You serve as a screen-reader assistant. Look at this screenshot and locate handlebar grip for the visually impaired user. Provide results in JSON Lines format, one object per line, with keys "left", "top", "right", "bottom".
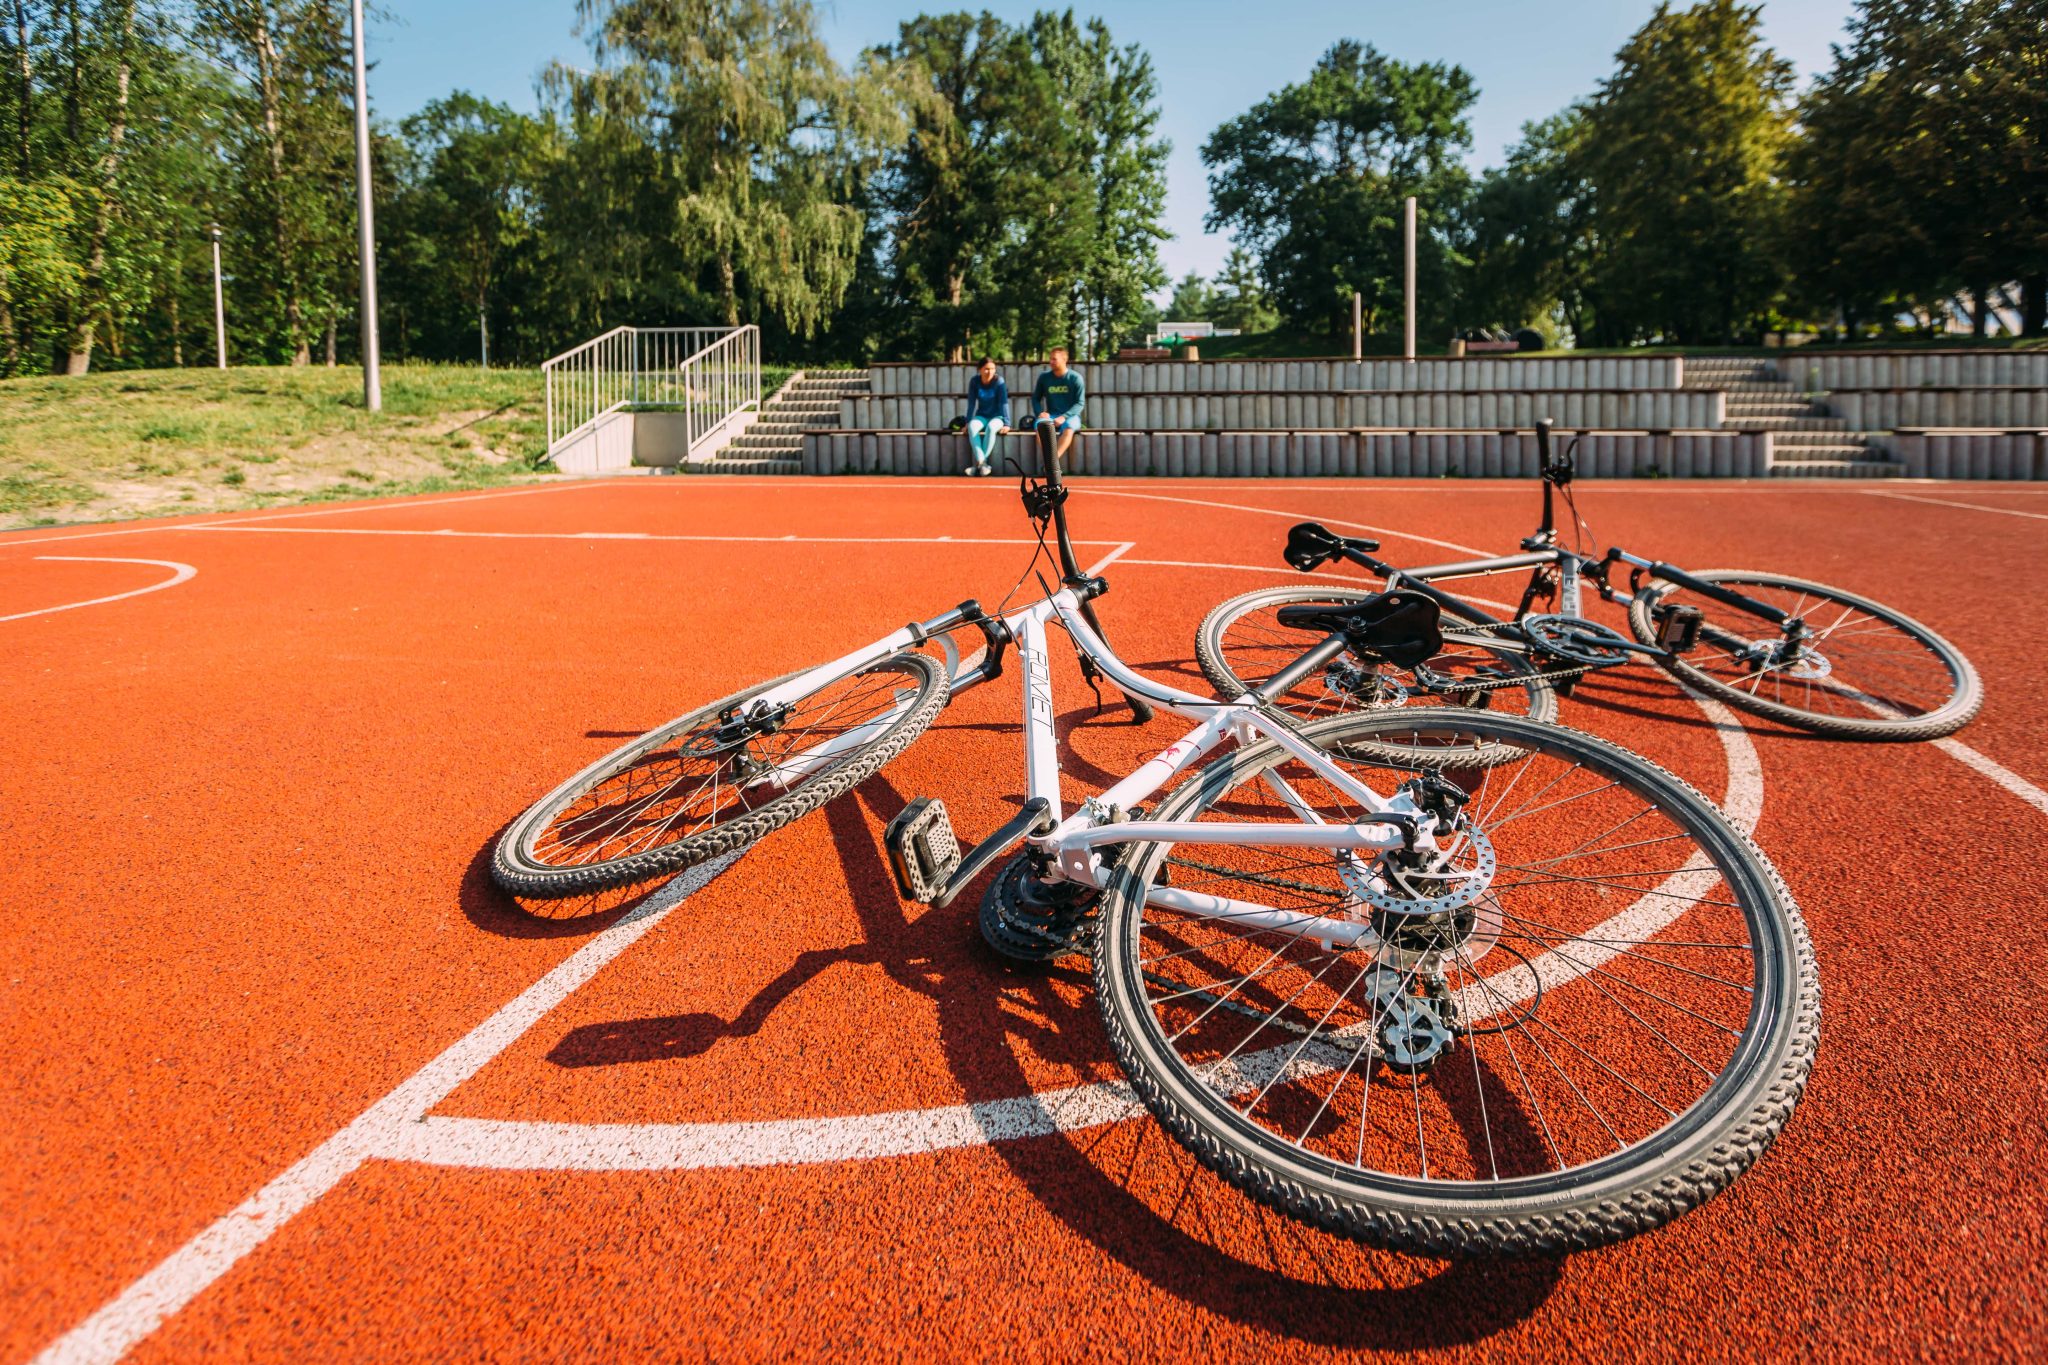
{"left": 1535, "top": 417, "right": 1553, "bottom": 462}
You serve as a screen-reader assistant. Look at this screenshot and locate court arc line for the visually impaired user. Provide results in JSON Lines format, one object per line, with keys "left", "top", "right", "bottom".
{"left": 380, "top": 685, "right": 1764, "bottom": 1174}
{"left": 2, "top": 558, "right": 197, "bottom": 623}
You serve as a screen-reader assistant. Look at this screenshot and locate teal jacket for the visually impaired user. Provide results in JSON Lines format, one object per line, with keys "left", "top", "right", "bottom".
{"left": 1031, "top": 367, "right": 1085, "bottom": 419}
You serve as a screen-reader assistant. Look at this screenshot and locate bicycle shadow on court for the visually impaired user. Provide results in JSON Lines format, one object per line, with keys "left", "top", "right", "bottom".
{"left": 535, "top": 770, "right": 1563, "bottom": 1348}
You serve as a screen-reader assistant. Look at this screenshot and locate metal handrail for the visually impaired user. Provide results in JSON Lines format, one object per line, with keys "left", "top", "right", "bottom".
{"left": 542, "top": 325, "right": 761, "bottom": 460}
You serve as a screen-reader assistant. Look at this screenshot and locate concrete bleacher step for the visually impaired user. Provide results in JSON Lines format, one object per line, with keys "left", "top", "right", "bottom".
{"left": 680, "top": 457, "right": 802, "bottom": 475}
{"left": 1726, "top": 416, "right": 1849, "bottom": 431}
{"left": 1770, "top": 459, "right": 1906, "bottom": 478}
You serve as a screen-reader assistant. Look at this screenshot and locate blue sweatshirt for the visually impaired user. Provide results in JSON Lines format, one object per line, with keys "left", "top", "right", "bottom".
{"left": 1032, "top": 367, "right": 1085, "bottom": 419}
{"left": 965, "top": 374, "right": 1009, "bottom": 422}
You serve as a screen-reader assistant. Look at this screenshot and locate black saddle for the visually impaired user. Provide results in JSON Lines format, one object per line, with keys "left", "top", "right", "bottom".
{"left": 1275, "top": 590, "right": 1444, "bottom": 669}
{"left": 1284, "top": 521, "right": 1379, "bottom": 572}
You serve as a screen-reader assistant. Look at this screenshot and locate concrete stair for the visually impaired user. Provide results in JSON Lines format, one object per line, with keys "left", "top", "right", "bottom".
{"left": 689, "top": 369, "right": 869, "bottom": 475}
{"left": 1686, "top": 358, "right": 1903, "bottom": 477}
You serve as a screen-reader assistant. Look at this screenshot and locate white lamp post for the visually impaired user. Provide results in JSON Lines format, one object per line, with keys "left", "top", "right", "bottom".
{"left": 349, "top": 0, "right": 382, "bottom": 411}
{"left": 208, "top": 223, "right": 227, "bottom": 369}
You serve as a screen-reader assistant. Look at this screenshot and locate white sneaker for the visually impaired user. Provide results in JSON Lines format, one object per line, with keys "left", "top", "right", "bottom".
{"left": 964, "top": 464, "right": 979, "bottom": 477}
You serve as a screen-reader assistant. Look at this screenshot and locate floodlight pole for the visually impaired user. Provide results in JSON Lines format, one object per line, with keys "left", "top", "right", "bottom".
{"left": 1403, "top": 195, "right": 1417, "bottom": 362}
{"left": 349, "top": 0, "right": 381, "bottom": 412}
{"left": 1351, "top": 291, "right": 1362, "bottom": 361}
{"left": 208, "top": 223, "right": 227, "bottom": 369}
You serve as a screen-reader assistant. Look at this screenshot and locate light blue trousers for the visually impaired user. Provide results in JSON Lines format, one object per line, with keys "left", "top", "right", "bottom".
{"left": 966, "top": 416, "right": 1007, "bottom": 464}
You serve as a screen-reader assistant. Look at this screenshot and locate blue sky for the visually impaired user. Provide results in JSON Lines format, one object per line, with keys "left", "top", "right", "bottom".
{"left": 364, "top": 0, "right": 1861, "bottom": 287}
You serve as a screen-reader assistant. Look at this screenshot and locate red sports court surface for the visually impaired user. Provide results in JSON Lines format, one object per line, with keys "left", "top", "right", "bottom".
{"left": 3, "top": 476, "right": 2044, "bottom": 1363}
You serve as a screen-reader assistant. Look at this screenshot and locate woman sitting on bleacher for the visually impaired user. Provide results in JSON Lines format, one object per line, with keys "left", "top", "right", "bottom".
{"left": 962, "top": 357, "right": 1009, "bottom": 477}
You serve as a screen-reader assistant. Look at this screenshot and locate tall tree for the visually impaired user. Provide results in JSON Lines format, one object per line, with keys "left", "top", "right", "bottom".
{"left": 1164, "top": 270, "right": 1212, "bottom": 321}
{"left": 1204, "top": 41, "right": 1475, "bottom": 338}
{"left": 1463, "top": 108, "right": 1605, "bottom": 342}
{"left": 1211, "top": 245, "right": 1277, "bottom": 332}
{"left": 869, "top": 11, "right": 1008, "bottom": 359}
{"left": 1576, "top": 0, "right": 1794, "bottom": 343}
{"left": 556, "top": 0, "right": 899, "bottom": 336}
{"left": 390, "top": 94, "right": 552, "bottom": 365}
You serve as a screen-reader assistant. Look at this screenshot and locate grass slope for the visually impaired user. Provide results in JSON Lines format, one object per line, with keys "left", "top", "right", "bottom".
{"left": 0, "top": 365, "right": 552, "bottom": 530}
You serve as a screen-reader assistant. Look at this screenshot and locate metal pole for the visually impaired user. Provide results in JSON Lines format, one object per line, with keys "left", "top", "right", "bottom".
{"left": 479, "top": 307, "right": 488, "bottom": 370}
{"left": 209, "top": 224, "right": 227, "bottom": 369}
{"left": 1351, "top": 291, "right": 1362, "bottom": 361}
{"left": 1403, "top": 195, "right": 1417, "bottom": 362}
{"left": 349, "top": 0, "right": 381, "bottom": 411}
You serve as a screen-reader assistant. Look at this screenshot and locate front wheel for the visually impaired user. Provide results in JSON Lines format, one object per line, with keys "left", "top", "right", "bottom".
{"left": 493, "top": 652, "right": 948, "bottom": 897}
{"left": 1093, "top": 708, "right": 1818, "bottom": 1256}
{"left": 1627, "top": 570, "right": 1980, "bottom": 741}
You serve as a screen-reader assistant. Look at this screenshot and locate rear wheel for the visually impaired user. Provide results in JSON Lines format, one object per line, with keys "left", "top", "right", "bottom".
{"left": 1197, "top": 585, "right": 1557, "bottom": 765}
{"left": 1093, "top": 708, "right": 1817, "bottom": 1256}
{"left": 1627, "top": 570, "right": 1980, "bottom": 740}
{"left": 493, "top": 653, "right": 947, "bottom": 897}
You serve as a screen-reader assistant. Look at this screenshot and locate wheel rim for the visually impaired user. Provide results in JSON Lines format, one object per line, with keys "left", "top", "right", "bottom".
{"left": 1212, "top": 592, "right": 1549, "bottom": 723}
{"left": 1646, "top": 574, "right": 1966, "bottom": 729}
{"left": 518, "top": 659, "right": 930, "bottom": 871}
{"left": 1113, "top": 714, "right": 1786, "bottom": 1196}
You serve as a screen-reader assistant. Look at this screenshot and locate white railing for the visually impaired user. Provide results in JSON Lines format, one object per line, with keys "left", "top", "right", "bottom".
{"left": 542, "top": 324, "right": 761, "bottom": 461}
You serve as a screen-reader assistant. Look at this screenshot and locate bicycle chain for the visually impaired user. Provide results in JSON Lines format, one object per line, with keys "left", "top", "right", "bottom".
{"left": 1411, "top": 620, "right": 1616, "bottom": 697}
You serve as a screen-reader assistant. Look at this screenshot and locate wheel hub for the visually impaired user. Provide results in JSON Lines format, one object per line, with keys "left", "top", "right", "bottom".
{"left": 1325, "top": 658, "right": 1408, "bottom": 708}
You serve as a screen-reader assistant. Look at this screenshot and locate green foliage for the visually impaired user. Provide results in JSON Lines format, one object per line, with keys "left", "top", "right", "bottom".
{"left": 1204, "top": 40, "right": 1474, "bottom": 339}
{"left": 1210, "top": 246, "right": 1279, "bottom": 333}
{"left": 864, "top": 9, "right": 1169, "bottom": 361}
{"left": 552, "top": 0, "right": 900, "bottom": 338}
{"left": 1573, "top": 0, "right": 1794, "bottom": 344}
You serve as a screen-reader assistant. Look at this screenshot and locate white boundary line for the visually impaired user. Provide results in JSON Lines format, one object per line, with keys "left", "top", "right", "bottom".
{"left": 179, "top": 526, "right": 1124, "bottom": 547}
{"left": 0, "top": 481, "right": 608, "bottom": 552}
{"left": 2, "top": 558, "right": 198, "bottom": 623}
{"left": 1930, "top": 738, "right": 2048, "bottom": 816}
{"left": 1860, "top": 489, "right": 2048, "bottom": 522}
{"left": 29, "top": 855, "right": 741, "bottom": 1365}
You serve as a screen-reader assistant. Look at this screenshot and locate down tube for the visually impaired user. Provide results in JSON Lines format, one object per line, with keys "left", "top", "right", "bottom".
{"left": 1018, "top": 609, "right": 1064, "bottom": 825}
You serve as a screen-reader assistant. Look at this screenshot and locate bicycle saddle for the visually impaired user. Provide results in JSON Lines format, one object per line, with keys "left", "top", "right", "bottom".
{"left": 1284, "top": 522, "right": 1379, "bottom": 572}
{"left": 1275, "top": 590, "right": 1444, "bottom": 669}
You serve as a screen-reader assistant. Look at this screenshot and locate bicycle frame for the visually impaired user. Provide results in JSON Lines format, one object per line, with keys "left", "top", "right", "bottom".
{"left": 728, "top": 426, "right": 1451, "bottom": 947}
{"left": 736, "top": 581, "right": 1431, "bottom": 950}
{"left": 1323, "top": 422, "right": 1805, "bottom": 658}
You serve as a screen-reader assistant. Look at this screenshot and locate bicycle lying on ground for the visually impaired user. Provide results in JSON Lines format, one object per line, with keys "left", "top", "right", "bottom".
{"left": 491, "top": 427, "right": 1818, "bottom": 1256}
{"left": 1197, "top": 420, "right": 1981, "bottom": 742}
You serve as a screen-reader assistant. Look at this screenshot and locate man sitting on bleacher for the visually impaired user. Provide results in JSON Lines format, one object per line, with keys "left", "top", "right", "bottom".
{"left": 1029, "top": 347, "right": 1086, "bottom": 465}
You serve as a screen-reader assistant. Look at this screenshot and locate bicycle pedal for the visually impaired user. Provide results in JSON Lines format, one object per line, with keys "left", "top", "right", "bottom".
{"left": 1654, "top": 603, "right": 1704, "bottom": 654}
{"left": 884, "top": 797, "right": 962, "bottom": 904}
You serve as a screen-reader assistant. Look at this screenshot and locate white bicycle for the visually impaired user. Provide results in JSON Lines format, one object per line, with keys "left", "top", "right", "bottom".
{"left": 492, "top": 432, "right": 1818, "bottom": 1256}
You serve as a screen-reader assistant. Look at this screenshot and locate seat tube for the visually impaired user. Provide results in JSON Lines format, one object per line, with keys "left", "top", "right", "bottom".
{"left": 1558, "top": 554, "right": 1582, "bottom": 617}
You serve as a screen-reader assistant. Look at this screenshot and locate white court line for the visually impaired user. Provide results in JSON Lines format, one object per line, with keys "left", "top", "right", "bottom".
{"left": 29, "top": 854, "right": 741, "bottom": 1365}
{"left": 1860, "top": 489, "right": 2048, "bottom": 522}
{"left": 1930, "top": 739, "right": 2048, "bottom": 816}
{"left": 1, "top": 558, "right": 197, "bottom": 623}
{"left": 1079, "top": 487, "right": 1485, "bottom": 555}
{"left": 180, "top": 526, "right": 1123, "bottom": 546}
{"left": 0, "top": 480, "right": 605, "bottom": 552}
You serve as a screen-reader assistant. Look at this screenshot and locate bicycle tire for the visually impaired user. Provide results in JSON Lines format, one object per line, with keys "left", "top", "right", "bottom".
{"left": 1093, "top": 708, "right": 1818, "bottom": 1256}
{"left": 493, "top": 652, "right": 948, "bottom": 898}
{"left": 1626, "top": 570, "right": 1981, "bottom": 741}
